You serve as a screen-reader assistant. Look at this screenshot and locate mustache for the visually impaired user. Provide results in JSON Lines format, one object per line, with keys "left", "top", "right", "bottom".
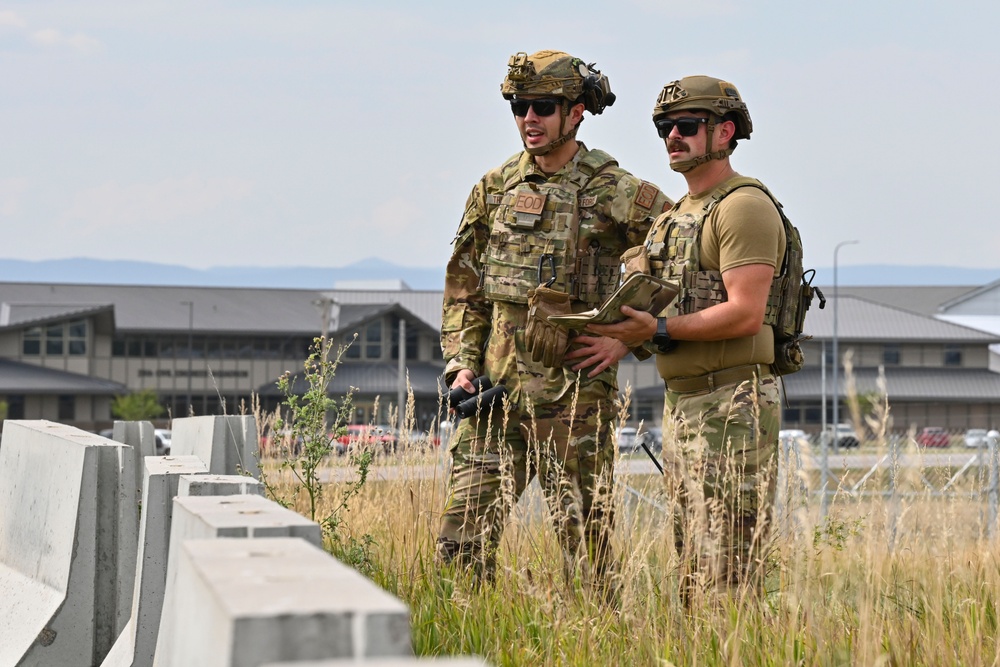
{"left": 667, "top": 140, "right": 689, "bottom": 152}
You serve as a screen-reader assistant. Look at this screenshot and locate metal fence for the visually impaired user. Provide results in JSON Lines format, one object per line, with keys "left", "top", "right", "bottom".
{"left": 776, "top": 430, "right": 1000, "bottom": 540}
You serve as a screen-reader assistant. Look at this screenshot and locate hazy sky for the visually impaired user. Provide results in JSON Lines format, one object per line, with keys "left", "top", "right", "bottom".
{"left": 2, "top": 1, "right": 998, "bottom": 273}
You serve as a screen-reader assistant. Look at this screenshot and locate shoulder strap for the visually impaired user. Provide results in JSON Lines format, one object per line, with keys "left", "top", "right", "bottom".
{"left": 703, "top": 176, "right": 794, "bottom": 275}
{"left": 564, "top": 148, "right": 618, "bottom": 190}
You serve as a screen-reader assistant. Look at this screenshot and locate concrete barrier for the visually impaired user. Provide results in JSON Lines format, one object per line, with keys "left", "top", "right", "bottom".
{"left": 155, "top": 538, "right": 412, "bottom": 667}
{"left": 0, "top": 420, "right": 138, "bottom": 667}
{"left": 178, "top": 474, "right": 263, "bottom": 497}
{"left": 101, "top": 456, "right": 209, "bottom": 667}
{"left": 153, "top": 494, "right": 324, "bottom": 664}
{"left": 166, "top": 493, "right": 321, "bottom": 545}
{"left": 109, "top": 420, "right": 157, "bottom": 498}
{"left": 170, "top": 415, "right": 259, "bottom": 478}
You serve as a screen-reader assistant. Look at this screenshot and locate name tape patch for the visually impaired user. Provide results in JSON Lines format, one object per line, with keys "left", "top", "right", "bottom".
{"left": 513, "top": 191, "right": 546, "bottom": 216}
{"left": 635, "top": 182, "right": 658, "bottom": 210}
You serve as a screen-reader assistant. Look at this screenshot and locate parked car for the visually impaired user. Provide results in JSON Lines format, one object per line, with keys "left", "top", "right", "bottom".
{"left": 636, "top": 426, "right": 662, "bottom": 452}
{"left": 917, "top": 426, "right": 950, "bottom": 448}
{"left": 338, "top": 424, "right": 398, "bottom": 453}
{"left": 779, "top": 429, "right": 807, "bottom": 444}
{"left": 99, "top": 427, "right": 171, "bottom": 455}
{"left": 964, "top": 428, "right": 989, "bottom": 448}
{"left": 823, "top": 423, "right": 860, "bottom": 449}
{"left": 154, "top": 429, "right": 172, "bottom": 455}
{"left": 616, "top": 426, "right": 638, "bottom": 453}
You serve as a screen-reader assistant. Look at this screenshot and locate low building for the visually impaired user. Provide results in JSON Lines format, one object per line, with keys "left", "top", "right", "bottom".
{"left": 0, "top": 283, "right": 445, "bottom": 432}
{"left": 4, "top": 278, "right": 1000, "bottom": 438}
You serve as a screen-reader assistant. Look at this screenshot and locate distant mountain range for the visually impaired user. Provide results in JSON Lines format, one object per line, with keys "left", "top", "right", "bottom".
{"left": 0, "top": 257, "right": 997, "bottom": 290}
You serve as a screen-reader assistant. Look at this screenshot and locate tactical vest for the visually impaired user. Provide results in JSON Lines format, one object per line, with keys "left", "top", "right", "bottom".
{"left": 479, "top": 149, "right": 621, "bottom": 308}
{"left": 646, "top": 176, "right": 824, "bottom": 375}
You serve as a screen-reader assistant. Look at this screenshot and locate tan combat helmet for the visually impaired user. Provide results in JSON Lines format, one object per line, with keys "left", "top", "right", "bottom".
{"left": 501, "top": 50, "right": 615, "bottom": 156}
{"left": 651, "top": 75, "right": 752, "bottom": 173}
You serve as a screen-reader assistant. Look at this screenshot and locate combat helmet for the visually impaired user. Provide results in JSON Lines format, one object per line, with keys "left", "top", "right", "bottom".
{"left": 651, "top": 75, "right": 752, "bottom": 173}
{"left": 502, "top": 50, "right": 615, "bottom": 156}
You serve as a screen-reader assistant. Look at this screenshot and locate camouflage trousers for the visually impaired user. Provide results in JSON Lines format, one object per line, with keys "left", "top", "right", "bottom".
{"left": 662, "top": 368, "right": 780, "bottom": 595}
{"left": 437, "top": 389, "right": 617, "bottom": 590}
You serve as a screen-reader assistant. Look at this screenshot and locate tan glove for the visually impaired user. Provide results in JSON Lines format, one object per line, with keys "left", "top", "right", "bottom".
{"left": 524, "top": 286, "right": 571, "bottom": 368}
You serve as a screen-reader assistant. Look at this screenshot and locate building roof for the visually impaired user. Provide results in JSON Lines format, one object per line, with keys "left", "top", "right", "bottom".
{"left": 0, "top": 359, "right": 127, "bottom": 395}
{"left": 0, "top": 303, "right": 114, "bottom": 329}
{"left": 0, "top": 282, "right": 443, "bottom": 335}
{"left": 782, "top": 366, "right": 1000, "bottom": 402}
{"left": 804, "top": 295, "right": 999, "bottom": 343}
{"left": 320, "top": 288, "right": 443, "bottom": 331}
{"left": 936, "top": 278, "right": 1000, "bottom": 315}
{"left": 824, "top": 285, "right": 978, "bottom": 317}
{"left": 634, "top": 366, "right": 1000, "bottom": 403}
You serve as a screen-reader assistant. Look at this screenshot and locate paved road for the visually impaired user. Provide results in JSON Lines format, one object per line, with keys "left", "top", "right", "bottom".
{"left": 310, "top": 448, "right": 992, "bottom": 483}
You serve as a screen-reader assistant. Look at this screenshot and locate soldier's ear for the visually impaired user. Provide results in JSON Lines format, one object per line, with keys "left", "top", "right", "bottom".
{"left": 716, "top": 118, "right": 737, "bottom": 144}
{"left": 568, "top": 102, "right": 586, "bottom": 128}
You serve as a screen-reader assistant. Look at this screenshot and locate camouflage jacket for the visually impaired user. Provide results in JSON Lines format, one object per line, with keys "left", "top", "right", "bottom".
{"left": 441, "top": 145, "right": 671, "bottom": 404}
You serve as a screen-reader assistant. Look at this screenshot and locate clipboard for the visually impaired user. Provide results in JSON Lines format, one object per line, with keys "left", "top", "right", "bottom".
{"left": 547, "top": 273, "right": 680, "bottom": 329}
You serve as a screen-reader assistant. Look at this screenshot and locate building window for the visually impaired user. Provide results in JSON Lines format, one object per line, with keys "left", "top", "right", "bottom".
{"left": 783, "top": 406, "right": 800, "bottom": 424}
{"left": 23, "top": 327, "right": 42, "bottom": 355}
{"left": 58, "top": 395, "right": 75, "bottom": 421}
{"left": 344, "top": 322, "right": 383, "bottom": 360}
{"left": 883, "top": 343, "right": 901, "bottom": 366}
{"left": 46, "top": 324, "right": 64, "bottom": 355}
{"left": 944, "top": 344, "right": 962, "bottom": 367}
{"left": 67, "top": 320, "right": 87, "bottom": 355}
{"left": 6, "top": 395, "right": 25, "bottom": 419}
{"left": 365, "top": 321, "right": 382, "bottom": 359}
{"left": 804, "top": 404, "right": 823, "bottom": 424}
{"left": 23, "top": 321, "right": 87, "bottom": 357}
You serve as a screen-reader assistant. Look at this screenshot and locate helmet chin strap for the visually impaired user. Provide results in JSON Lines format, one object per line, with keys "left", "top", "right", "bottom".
{"left": 669, "top": 115, "right": 733, "bottom": 173}
{"left": 525, "top": 101, "right": 579, "bottom": 157}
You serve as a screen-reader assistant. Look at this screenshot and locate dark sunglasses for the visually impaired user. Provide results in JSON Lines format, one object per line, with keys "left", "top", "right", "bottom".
{"left": 510, "top": 97, "right": 562, "bottom": 117}
{"left": 654, "top": 116, "right": 709, "bottom": 138}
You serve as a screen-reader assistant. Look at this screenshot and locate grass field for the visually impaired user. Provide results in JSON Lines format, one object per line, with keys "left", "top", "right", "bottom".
{"left": 261, "top": 432, "right": 1000, "bottom": 667}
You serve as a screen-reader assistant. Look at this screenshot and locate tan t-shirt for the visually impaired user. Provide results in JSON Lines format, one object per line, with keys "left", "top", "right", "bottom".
{"left": 656, "top": 179, "right": 785, "bottom": 380}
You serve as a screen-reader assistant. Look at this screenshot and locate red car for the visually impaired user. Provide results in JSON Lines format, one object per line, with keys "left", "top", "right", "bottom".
{"left": 917, "top": 427, "right": 950, "bottom": 448}
{"left": 337, "top": 424, "right": 398, "bottom": 453}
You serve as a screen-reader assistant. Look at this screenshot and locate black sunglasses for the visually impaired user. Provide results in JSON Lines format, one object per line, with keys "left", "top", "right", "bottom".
{"left": 510, "top": 97, "right": 562, "bottom": 117}
{"left": 654, "top": 117, "right": 709, "bottom": 138}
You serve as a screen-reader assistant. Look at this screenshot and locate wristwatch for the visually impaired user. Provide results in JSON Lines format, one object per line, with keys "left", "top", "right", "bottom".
{"left": 651, "top": 317, "right": 677, "bottom": 353}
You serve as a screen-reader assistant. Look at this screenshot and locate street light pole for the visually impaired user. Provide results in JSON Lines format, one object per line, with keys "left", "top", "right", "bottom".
{"left": 181, "top": 300, "right": 194, "bottom": 415}
{"left": 832, "top": 240, "right": 858, "bottom": 436}
{"left": 823, "top": 240, "right": 858, "bottom": 517}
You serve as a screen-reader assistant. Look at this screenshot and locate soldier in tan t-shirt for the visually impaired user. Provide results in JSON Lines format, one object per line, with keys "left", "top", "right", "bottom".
{"left": 591, "top": 76, "right": 784, "bottom": 598}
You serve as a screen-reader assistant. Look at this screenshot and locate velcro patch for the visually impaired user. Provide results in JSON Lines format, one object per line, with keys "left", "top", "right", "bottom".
{"left": 513, "top": 191, "right": 546, "bottom": 215}
{"left": 635, "top": 182, "right": 658, "bottom": 210}
{"left": 486, "top": 194, "right": 503, "bottom": 206}
{"left": 579, "top": 195, "right": 597, "bottom": 208}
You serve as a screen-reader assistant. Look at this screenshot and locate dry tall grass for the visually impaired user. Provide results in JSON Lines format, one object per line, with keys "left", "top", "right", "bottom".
{"left": 258, "top": 394, "right": 1000, "bottom": 666}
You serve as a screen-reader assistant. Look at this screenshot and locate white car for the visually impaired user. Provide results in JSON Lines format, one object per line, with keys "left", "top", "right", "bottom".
{"left": 154, "top": 429, "right": 172, "bottom": 455}
{"left": 821, "top": 423, "right": 860, "bottom": 449}
{"left": 964, "top": 429, "right": 988, "bottom": 448}
{"left": 616, "top": 427, "right": 638, "bottom": 453}
{"left": 779, "top": 429, "right": 806, "bottom": 443}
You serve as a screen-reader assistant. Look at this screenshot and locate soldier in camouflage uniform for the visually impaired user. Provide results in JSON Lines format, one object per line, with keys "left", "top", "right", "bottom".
{"left": 438, "top": 50, "right": 671, "bottom": 590}
{"left": 591, "top": 76, "right": 785, "bottom": 594}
